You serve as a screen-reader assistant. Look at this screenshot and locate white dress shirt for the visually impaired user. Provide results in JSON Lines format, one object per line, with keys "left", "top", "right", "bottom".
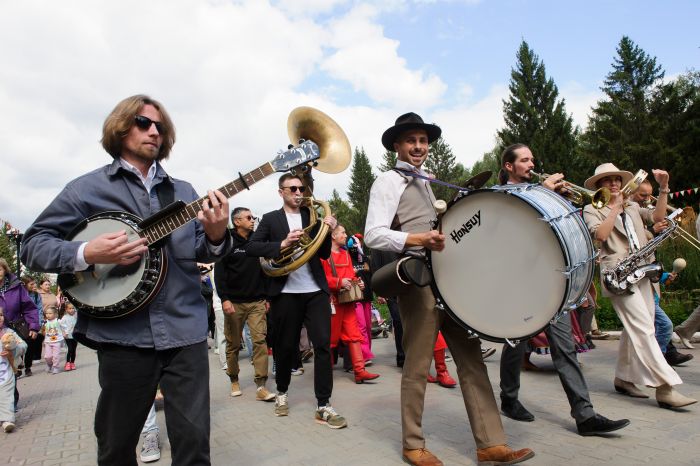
{"left": 365, "top": 160, "right": 432, "bottom": 253}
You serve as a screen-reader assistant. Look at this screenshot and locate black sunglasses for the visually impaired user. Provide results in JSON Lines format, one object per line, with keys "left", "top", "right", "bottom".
{"left": 134, "top": 115, "right": 165, "bottom": 133}
{"left": 281, "top": 186, "right": 306, "bottom": 193}
{"left": 235, "top": 215, "right": 256, "bottom": 221}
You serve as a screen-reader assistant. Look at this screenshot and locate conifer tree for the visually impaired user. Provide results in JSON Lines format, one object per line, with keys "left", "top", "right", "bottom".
{"left": 378, "top": 150, "right": 397, "bottom": 172}
{"left": 328, "top": 189, "right": 353, "bottom": 230}
{"left": 497, "top": 40, "right": 579, "bottom": 178}
{"left": 583, "top": 36, "right": 665, "bottom": 172}
{"left": 346, "top": 147, "right": 376, "bottom": 233}
{"left": 423, "top": 137, "right": 463, "bottom": 202}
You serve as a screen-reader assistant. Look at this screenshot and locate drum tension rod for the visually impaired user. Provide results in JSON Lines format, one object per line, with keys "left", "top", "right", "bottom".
{"left": 538, "top": 209, "right": 580, "bottom": 223}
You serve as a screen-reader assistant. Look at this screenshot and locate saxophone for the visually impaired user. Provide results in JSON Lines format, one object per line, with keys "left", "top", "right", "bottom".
{"left": 602, "top": 208, "right": 683, "bottom": 295}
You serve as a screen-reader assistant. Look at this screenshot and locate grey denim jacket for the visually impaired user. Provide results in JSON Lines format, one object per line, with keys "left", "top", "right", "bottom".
{"left": 21, "top": 159, "right": 232, "bottom": 350}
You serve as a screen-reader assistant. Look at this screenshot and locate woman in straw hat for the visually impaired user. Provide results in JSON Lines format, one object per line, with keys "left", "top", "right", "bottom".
{"left": 582, "top": 163, "right": 696, "bottom": 409}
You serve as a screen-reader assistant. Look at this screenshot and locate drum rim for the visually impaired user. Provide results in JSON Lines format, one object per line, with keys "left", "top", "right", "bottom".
{"left": 428, "top": 187, "right": 574, "bottom": 343}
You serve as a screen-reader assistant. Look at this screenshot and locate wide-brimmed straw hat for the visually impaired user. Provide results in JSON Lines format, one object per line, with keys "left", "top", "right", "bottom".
{"left": 584, "top": 163, "right": 634, "bottom": 190}
{"left": 381, "top": 112, "right": 441, "bottom": 151}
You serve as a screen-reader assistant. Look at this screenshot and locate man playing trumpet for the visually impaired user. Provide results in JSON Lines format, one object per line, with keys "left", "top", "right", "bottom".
{"left": 496, "top": 144, "right": 630, "bottom": 436}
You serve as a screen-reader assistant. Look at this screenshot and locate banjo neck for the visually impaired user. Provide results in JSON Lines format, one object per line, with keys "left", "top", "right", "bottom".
{"left": 140, "top": 162, "right": 276, "bottom": 246}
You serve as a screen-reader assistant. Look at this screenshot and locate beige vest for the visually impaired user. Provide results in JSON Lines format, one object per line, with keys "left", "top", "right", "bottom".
{"left": 391, "top": 171, "right": 437, "bottom": 251}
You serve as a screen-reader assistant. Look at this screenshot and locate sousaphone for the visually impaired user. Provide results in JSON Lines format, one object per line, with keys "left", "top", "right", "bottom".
{"left": 260, "top": 107, "right": 352, "bottom": 277}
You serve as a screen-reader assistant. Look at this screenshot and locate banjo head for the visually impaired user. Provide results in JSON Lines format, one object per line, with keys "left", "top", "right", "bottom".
{"left": 60, "top": 212, "right": 165, "bottom": 318}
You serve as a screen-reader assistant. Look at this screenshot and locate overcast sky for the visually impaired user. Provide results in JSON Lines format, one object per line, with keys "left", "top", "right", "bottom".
{"left": 1, "top": 0, "right": 697, "bottom": 230}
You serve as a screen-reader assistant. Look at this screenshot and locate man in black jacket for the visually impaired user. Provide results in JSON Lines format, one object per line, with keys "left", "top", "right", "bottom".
{"left": 246, "top": 173, "right": 346, "bottom": 429}
{"left": 214, "top": 207, "right": 275, "bottom": 402}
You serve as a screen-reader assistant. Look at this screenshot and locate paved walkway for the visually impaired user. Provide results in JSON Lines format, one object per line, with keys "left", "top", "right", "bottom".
{"left": 6, "top": 335, "right": 700, "bottom": 465}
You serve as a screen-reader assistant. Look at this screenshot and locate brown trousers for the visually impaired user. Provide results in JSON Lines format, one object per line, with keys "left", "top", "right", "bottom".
{"left": 224, "top": 300, "right": 269, "bottom": 387}
{"left": 398, "top": 285, "right": 506, "bottom": 450}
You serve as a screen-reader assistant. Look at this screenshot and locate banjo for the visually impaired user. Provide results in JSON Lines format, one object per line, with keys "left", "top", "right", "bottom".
{"left": 57, "top": 141, "right": 320, "bottom": 319}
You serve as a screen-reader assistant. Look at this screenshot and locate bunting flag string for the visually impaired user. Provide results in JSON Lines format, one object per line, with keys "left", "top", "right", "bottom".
{"left": 668, "top": 186, "right": 700, "bottom": 200}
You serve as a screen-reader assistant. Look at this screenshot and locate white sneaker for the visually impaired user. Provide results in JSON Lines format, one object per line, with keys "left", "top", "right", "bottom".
{"left": 291, "top": 367, "right": 304, "bottom": 376}
{"left": 274, "top": 392, "right": 289, "bottom": 416}
{"left": 2, "top": 421, "right": 15, "bottom": 433}
{"left": 221, "top": 363, "right": 228, "bottom": 371}
{"left": 140, "top": 431, "right": 161, "bottom": 463}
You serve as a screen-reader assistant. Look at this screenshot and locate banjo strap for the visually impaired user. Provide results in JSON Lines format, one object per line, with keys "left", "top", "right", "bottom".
{"left": 155, "top": 178, "right": 175, "bottom": 209}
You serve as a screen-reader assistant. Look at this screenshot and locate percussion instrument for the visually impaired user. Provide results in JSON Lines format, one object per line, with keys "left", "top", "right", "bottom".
{"left": 428, "top": 184, "right": 596, "bottom": 343}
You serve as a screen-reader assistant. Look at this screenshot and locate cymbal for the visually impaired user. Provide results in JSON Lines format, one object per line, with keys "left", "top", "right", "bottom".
{"left": 462, "top": 170, "right": 492, "bottom": 190}
{"left": 287, "top": 107, "right": 351, "bottom": 174}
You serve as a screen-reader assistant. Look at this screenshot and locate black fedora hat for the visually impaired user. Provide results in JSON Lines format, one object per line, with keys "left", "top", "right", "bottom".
{"left": 381, "top": 112, "right": 441, "bottom": 151}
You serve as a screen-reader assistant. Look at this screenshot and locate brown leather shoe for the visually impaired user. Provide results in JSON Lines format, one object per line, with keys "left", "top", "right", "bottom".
{"left": 476, "top": 444, "right": 534, "bottom": 465}
{"left": 402, "top": 448, "right": 444, "bottom": 466}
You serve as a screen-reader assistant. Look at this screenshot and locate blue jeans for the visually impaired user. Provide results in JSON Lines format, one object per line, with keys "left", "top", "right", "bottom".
{"left": 141, "top": 403, "right": 158, "bottom": 434}
{"left": 654, "top": 303, "right": 673, "bottom": 353}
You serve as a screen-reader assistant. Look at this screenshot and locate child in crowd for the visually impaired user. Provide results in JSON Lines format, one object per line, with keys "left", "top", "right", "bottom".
{"left": 42, "top": 306, "right": 65, "bottom": 374}
{"left": 0, "top": 307, "right": 27, "bottom": 432}
{"left": 60, "top": 302, "right": 78, "bottom": 371}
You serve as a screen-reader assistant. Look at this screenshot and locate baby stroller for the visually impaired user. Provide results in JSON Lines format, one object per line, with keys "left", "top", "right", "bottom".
{"left": 370, "top": 307, "right": 390, "bottom": 339}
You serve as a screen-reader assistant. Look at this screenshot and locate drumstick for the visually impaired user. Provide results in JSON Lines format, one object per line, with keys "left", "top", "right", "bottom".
{"left": 434, "top": 200, "right": 447, "bottom": 234}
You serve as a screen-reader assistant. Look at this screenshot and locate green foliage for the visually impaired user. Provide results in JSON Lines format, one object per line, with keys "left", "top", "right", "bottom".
{"left": 497, "top": 40, "right": 579, "bottom": 177}
{"left": 0, "top": 222, "right": 19, "bottom": 276}
{"left": 346, "top": 147, "right": 376, "bottom": 234}
{"left": 646, "top": 70, "right": 700, "bottom": 193}
{"left": 465, "top": 147, "right": 501, "bottom": 187}
{"left": 329, "top": 189, "right": 354, "bottom": 232}
{"left": 377, "top": 150, "right": 397, "bottom": 172}
{"left": 423, "top": 137, "right": 465, "bottom": 202}
{"left": 582, "top": 36, "right": 665, "bottom": 172}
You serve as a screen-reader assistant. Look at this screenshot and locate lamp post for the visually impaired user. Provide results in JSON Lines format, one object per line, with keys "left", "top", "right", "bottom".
{"left": 4, "top": 226, "right": 23, "bottom": 278}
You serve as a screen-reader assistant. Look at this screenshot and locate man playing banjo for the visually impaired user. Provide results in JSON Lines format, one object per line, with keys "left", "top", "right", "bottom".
{"left": 365, "top": 113, "right": 534, "bottom": 466}
{"left": 496, "top": 143, "right": 629, "bottom": 436}
{"left": 21, "top": 95, "right": 232, "bottom": 465}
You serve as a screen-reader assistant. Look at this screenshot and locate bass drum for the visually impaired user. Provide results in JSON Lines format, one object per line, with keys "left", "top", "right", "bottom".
{"left": 428, "top": 185, "right": 595, "bottom": 343}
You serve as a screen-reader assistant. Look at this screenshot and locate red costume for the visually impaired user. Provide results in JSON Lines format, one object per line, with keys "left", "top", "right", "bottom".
{"left": 322, "top": 249, "right": 379, "bottom": 384}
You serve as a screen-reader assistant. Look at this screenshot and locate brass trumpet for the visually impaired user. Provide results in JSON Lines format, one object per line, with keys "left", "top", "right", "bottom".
{"left": 530, "top": 171, "right": 611, "bottom": 209}
{"left": 621, "top": 169, "right": 648, "bottom": 197}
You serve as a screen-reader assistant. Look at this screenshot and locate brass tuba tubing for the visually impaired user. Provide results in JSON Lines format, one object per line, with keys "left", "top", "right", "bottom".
{"left": 260, "top": 198, "right": 333, "bottom": 277}
{"left": 529, "top": 171, "right": 611, "bottom": 209}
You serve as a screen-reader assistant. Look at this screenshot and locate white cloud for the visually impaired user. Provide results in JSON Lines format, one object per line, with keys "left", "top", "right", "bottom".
{"left": 321, "top": 3, "right": 447, "bottom": 108}
{"left": 558, "top": 81, "right": 604, "bottom": 131}
{"left": 0, "top": 0, "right": 604, "bottom": 237}
{"left": 433, "top": 84, "right": 509, "bottom": 167}
{"left": 274, "top": 0, "right": 349, "bottom": 16}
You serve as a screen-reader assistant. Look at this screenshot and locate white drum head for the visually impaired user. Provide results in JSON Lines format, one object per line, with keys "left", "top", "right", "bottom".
{"left": 431, "top": 191, "right": 566, "bottom": 341}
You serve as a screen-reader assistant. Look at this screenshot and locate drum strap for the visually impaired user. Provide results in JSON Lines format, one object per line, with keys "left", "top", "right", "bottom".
{"left": 394, "top": 168, "right": 466, "bottom": 192}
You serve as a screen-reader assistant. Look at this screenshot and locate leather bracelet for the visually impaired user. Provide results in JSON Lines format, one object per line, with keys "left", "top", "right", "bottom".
{"left": 659, "top": 188, "right": 671, "bottom": 194}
